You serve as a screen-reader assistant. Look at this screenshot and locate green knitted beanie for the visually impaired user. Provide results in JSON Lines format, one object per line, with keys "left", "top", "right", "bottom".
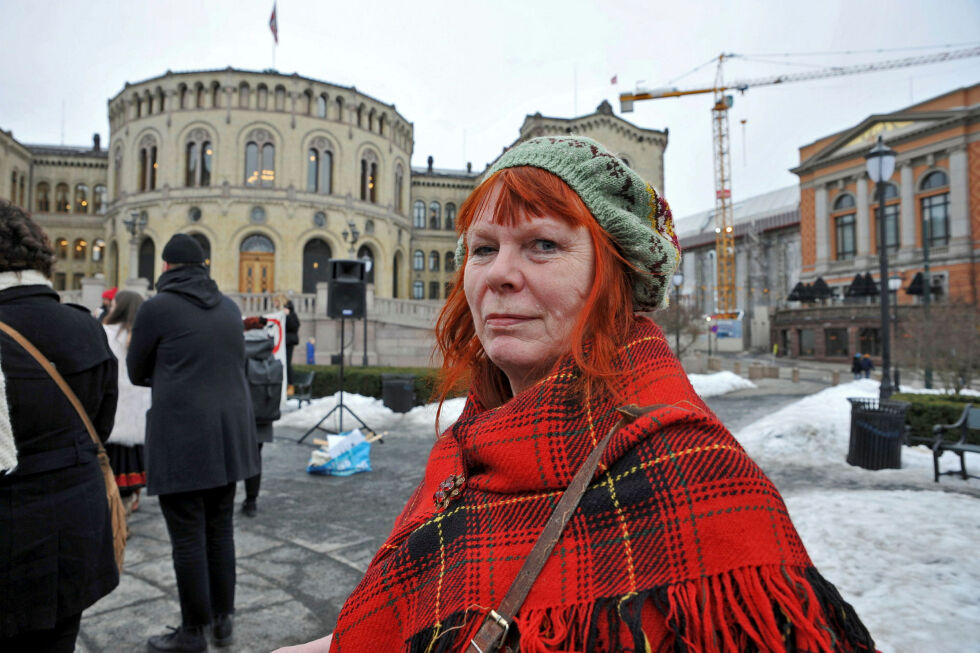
{"left": 456, "top": 135, "right": 681, "bottom": 311}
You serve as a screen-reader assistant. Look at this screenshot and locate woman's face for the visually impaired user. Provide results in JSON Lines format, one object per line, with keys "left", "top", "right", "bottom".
{"left": 464, "top": 200, "right": 594, "bottom": 395}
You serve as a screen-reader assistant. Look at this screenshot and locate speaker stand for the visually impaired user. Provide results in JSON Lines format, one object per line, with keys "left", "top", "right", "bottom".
{"left": 298, "top": 318, "right": 371, "bottom": 444}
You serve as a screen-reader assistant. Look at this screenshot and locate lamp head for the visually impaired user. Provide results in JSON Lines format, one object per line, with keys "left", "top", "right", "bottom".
{"left": 865, "top": 135, "right": 897, "bottom": 184}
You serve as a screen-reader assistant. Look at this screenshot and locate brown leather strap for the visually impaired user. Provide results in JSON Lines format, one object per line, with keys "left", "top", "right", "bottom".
{"left": 468, "top": 404, "right": 660, "bottom": 653}
{"left": 0, "top": 320, "right": 101, "bottom": 446}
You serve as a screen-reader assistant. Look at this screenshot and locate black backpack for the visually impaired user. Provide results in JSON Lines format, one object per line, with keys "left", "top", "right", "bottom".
{"left": 245, "top": 332, "right": 284, "bottom": 424}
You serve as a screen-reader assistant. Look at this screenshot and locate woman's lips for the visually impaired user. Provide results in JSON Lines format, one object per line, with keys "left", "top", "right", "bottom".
{"left": 485, "top": 313, "right": 533, "bottom": 327}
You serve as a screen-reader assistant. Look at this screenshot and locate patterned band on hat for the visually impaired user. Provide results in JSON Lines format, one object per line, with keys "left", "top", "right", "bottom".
{"left": 457, "top": 136, "right": 680, "bottom": 311}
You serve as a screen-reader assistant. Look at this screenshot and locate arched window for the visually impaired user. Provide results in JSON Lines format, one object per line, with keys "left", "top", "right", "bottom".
{"left": 93, "top": 184, "right": 107, "bottom": 214}
{"left": 138, "top": 135, "right": 158, "bottom": 191}
{"left": 134, "top": 94, "right": 142, "bottom": 118}
{"left": 413, "top": 200, "right": 425, "bottom": 228}
{"left": 429, "top": 202, "right": 440, "bottom": 230}
{"left": 356, "top": 105, "right": 364, "bottom": 128}
{"left": 301, "top": 90, "right": 312, "bottom": 115}
{"left": 36, "top": 182, "right": 50, "bottom": 212}
{"left": 74, "top": 184, "right": 89, "bottom": 213}
{"left": 9, "top": 171, "right": 15, "bottom": 202}
{"left": 445, "top": 202, "right": 456, "bottom": 230}
{"left": 335, "top": 96, "right": 344, "bottom": 121}
{"left": 357, "top": 244, "right": 375, "bottom": 284}
{"left": 190, "top": 233, "right": 211, "bottom": 269}
{"left": 360, "top": 151, "right": 378, "bottom": 203}
{"left": 211, "top": 82, "right": 222, "bottom": 109}
{"left": 445, "top": 251, "right": 455, "bottom": 273}
{"left": 178, "top": 84, "right": 188, "bottom": 109}
{"left": 392, "top": 252, "right": 401, "bottom": 298}
{"left": 306, "top": 137, "right": 333, "bottom": 194}
{"left": 413, "top": 249, "right": 424, "bottom": 271}
{"left": 302, "top": 238, "right": 332, "bottom": 293}
{"left": 239, "top": 82, "right": 250, "bottom": 108}
{"left": 429, "top": 250, "right": 440, "bottom": 272}
{"left": 157, "top": 87, "right": 166, "bottom": 112}
{"left": 394, "top": 165, "right": 404, "bottom": 214}
{"left": 73, "top": 238, "right": 87, "bottom": 260}
{"left": 831, "top": 193, "right": 856, "bottom": 261}
{"left": 919, "top": 170, "right": 950, "bottom": 248}
{"left": 365, "top": 220, "right": 375, "bottom": 234}
{"left": 257, "top": 84, "right": 268, "bottom": 110}
{"left": 55, "top": 183, "right": 69, "bottom": 212}
{"left": 316, "top": 94, "right": 327, "bottom": 118}
{"left": 138, "top": 237, "right": 155, "bottom": 289}
{"left": 274, "top": 85, "right": 286, "bottom": 111}
{"left": 242, "top": 234, "right": 275, "bottom": 253}
{"left": 195, "top": 83, "right": 206, "bottom": 109}
{"left": 17, "top": 174, "right": 24, "bottom": 207}
{"left": 412, "top": 281, "right": 424, "bottom": 300}
{"left": 92, "top": 239, "right": 105, "bottom": 263}
{"left": 55, "top": 238, "right": 68, "bottom": 258}
{"left": 244, "top": 129, "right": 275, "bottom": 187}
{"left": 185, "top": 129, "right": 212, "bottom": 187}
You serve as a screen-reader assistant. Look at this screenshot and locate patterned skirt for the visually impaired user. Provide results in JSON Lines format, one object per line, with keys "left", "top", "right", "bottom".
{"left": 105, "top": 443, "right": 146, "bottom": 495}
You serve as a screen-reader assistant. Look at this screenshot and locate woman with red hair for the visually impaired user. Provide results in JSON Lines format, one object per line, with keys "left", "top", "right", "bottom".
{"left": 280, "top": 136, "right": 873, "bottom": 652}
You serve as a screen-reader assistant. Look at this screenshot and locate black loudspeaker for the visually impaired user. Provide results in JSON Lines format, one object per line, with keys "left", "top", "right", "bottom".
{"left": 327, "top": 259, "right": 366, "bottom": 319}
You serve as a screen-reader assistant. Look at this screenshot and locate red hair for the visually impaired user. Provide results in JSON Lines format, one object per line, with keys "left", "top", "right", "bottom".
{"left": 434, "top": 166, "right": 635, "bottom": 413}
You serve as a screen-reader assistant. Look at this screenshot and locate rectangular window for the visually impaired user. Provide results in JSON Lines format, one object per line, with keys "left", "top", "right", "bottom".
{"left": 824, "top": 328, "right": 849, "bottom": 357}
{"left": 858, "top": 327, "right": 880, "bottom": 357}
{"left": 920, "top": 193, "right": 950, "bottom": 248}
{"left": 798, "top": 328, "right": 815, "bottom": 356}
{"left": 835, "top": 214, "right": 856, "bottom": 260}
{"left": 873, "top": 204, "right": 900, "bottom": 254}
{"left": 429, "top": 281, "right": 439, "bottom": 300}
{"left": 412, "top": 281, "right": 424, "bottom": 300}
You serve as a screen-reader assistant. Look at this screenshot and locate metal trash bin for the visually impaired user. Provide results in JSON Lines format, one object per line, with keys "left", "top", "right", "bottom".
{"left": 382, "top": 374, "right": 416, "bottom": 413}
{"left": 846, "top": 398, "right": 909, "bottom": 470}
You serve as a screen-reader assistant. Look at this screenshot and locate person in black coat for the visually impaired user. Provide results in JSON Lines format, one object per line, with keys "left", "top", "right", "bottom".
{"left": 128, "top": 234, "right": 259, "bottom": 653}
{"left": 276, "top": 294, "right": 300, "bottom": 386}
{"left": 0, "top": 202, "right": 119, "bottom": 653}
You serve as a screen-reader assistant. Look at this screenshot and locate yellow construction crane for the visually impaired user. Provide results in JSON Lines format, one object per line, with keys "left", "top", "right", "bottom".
{"left": 621, "top": 46, "right": 980, "bottom": 316}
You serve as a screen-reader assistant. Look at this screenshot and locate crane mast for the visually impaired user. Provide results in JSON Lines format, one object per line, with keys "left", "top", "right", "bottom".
{"left": 620, "top": 45, "right": 980, "bottom": 318}
{"left": 712, "top": 55, "right": 736, "bottom": 314}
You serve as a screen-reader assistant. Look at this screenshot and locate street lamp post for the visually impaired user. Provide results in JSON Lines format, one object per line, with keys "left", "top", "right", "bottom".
{"left": 865, "top": 136, "right": 897, "bottom": 400}
{"left": 921, "top": 211, "right": 934, "bottom": 389}
{"left": 341, "top": 222, "right": 370, "bottom": 367}
{"left": 122, "top": 210, "right": 148, "bottom": 289}
{"left": 888, "top": 274, "right": 902, "bottom": 392}
{"left": 672, "top": 273, "right": 684, "bottom": 355}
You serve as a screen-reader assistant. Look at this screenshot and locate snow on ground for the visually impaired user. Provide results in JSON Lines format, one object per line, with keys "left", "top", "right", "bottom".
{"left": 277, "top": 374, "right": 980, "bottom": 650}
{"left": 687, "top": 370, "right": 756, "bottom": 397}
{"left": 786, "top": 490, "right": 980, "bottom": 653}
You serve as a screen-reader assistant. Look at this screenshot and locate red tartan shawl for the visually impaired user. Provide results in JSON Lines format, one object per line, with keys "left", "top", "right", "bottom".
{"left": 332, "top": 318, "right": 874, "bottom": 652}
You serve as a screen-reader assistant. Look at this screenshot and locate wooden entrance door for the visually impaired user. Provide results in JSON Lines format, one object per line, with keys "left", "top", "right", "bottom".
{"left": 239, "top": 252, "right": 275, "bottom": 293}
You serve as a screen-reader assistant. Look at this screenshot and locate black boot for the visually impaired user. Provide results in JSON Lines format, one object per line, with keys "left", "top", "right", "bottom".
{"left": 242, "top": 498, "right": 257, "bottom": 517}
{"left": 147, "top": 625, "right": 207, "bottom": 652}
{"left": 211, "top": 613, "right": 233, "bottom": 647}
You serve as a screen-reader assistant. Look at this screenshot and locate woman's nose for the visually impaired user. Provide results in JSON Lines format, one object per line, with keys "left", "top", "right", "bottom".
{"left": 484, "top": 245, "right": 524, "bottom": 292}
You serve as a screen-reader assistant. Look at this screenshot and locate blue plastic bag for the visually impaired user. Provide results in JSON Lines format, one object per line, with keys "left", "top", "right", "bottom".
{"left": 307, "top": 441, "right": 372, "bottom": 476}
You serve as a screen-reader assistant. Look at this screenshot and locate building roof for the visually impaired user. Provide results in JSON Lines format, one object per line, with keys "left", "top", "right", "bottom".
{"left": 674, "top": 184, "right": 799, "bottom": 243}
{"left": 26, "top": 143, "right": 108, "bottom": 159}
{"left": 411, "top": 166, "right": 480, "bottom": 179}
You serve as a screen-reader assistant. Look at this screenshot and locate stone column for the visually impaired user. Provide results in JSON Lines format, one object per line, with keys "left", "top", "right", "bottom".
{"left": 899, "top": 162, "right": 916, "bottom": 255}
{"left": 855, "top": 176, "right": 870, "bottom": 256}
{"left": 124, "top": 236, "right": 149, "bottom": 295}
{"left": 949, "top": 145, "right": 969, "bottom": 241}
{"left": 814, "top": 186, "right": 829, "bottom": 264}
{"left": 80, "top": 275, "right": 106, "bottom": 313}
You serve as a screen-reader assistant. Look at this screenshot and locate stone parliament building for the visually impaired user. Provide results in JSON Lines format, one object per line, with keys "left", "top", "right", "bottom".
{"left": 0, "top": 67, "right": 667, "bottom": 366}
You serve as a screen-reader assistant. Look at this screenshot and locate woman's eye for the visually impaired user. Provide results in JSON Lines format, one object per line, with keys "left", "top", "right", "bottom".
{"left": 534, "top": 240, "right": 558, "bottom": 252}
{"left": 471, "top": 245, "right": 495, "bottom": 256}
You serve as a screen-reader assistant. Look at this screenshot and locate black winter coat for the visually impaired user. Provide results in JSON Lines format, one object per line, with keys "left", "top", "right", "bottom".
{"left": 128, "top": 266, "right": 259, "bottom": 496}
{"left": 0, "top": 284, "right": 119, "bottom": 636}
{"left": 284, "top": 301, "right": 300, "bottom": 347}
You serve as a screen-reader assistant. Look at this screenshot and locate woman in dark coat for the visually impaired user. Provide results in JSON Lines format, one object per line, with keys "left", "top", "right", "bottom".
{"left": 0, "top": 202, "right": 119, "bottom": 652}
{"left": 276, "top": 293, "right": 300, "bottom": 385}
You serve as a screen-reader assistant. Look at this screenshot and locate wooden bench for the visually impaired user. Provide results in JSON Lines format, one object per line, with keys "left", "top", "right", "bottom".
{"left": 932, "top": 403, "right": 980, "bottom": 482}
{"left": 288, "top": 371, "right": 315, "bottom": 408}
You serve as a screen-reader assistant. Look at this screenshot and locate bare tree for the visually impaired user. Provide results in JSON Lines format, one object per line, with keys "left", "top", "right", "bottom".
{"left": 649, "top": 300, "right": 704, "bottom": 359}
{"left": 894, "top": 299, "right": 979, "bottom": 394}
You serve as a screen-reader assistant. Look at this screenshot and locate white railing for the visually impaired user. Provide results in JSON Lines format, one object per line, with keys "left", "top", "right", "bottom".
{"left": 228, "top": 293, "right": 317, "bottom": 316}
{"left": 59, "top": 290, "right": 83, "bottom": 305}
{"left": 372, "top": 298, "right": 442, "bottom": 328}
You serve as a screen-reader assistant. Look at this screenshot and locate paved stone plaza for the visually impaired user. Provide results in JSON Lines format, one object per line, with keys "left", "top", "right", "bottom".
{"left": 75, "top": 359, "right": 974, "bottom": 652}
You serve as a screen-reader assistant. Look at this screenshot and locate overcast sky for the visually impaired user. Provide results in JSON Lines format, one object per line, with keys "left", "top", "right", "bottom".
{"left": 2, "top": 0, "right": 977, "bottom": 217}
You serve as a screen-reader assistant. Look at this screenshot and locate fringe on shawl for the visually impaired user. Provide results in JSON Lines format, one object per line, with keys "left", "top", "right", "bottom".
{"left": 406, "top": 565, "right": 874, "bottom": 653}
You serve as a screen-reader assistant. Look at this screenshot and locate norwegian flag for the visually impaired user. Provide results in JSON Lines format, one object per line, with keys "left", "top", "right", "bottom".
{"left": 269, "top": 3, "right": 278, "bottom": 44}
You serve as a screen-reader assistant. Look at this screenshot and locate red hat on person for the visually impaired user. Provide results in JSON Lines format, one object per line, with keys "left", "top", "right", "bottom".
{"left": 102, "top": 287, "right": 118, "bottom": 301}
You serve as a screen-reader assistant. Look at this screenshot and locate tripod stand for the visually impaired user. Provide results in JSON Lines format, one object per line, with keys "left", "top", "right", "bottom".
{"left": 298, "top": 317, "right": 371, "bottom": 443}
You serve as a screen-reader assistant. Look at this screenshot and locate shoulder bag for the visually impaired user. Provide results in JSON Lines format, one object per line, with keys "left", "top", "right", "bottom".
{"left": 467, "top": 403, "right": 658, "bottom": 653}
{"left": 0, "top": 320, "right": 127, "bottom": 574}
